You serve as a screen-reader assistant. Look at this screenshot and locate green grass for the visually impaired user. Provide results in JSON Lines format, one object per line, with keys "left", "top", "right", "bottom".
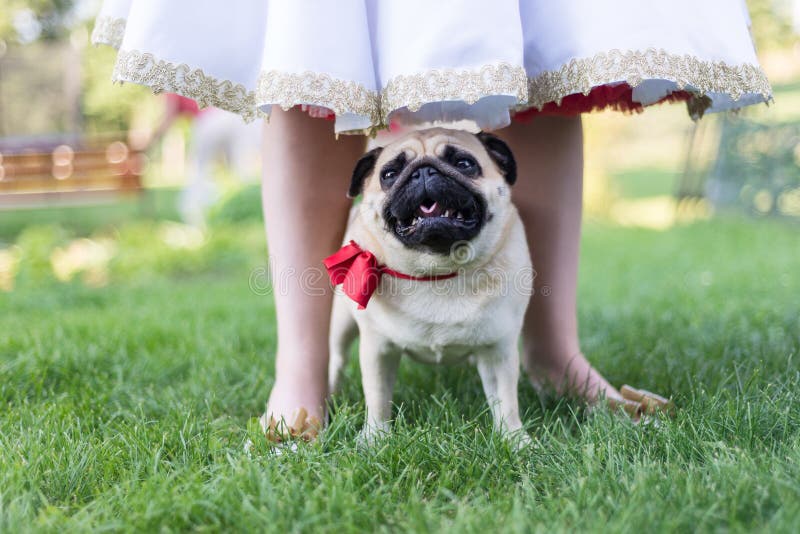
{"left": 0, "top": 189, "right": 182, "bottom": 244}
{"left": 608, "top": 167, "right": 679, "bottom": 199}
{"left": 1, "top": 214, "right": 799, "bottom": 532}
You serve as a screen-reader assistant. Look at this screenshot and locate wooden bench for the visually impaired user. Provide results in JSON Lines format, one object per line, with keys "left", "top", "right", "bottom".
{"left": 0, "top": 138, "right": 144, "bottom": 209}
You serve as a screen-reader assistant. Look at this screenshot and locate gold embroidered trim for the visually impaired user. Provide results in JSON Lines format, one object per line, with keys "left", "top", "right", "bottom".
{"left": 525, "top": 48, "right": 772, "bottom": 111}
{"left": 113, "top": 49, "right": 262, "bottom": 122}
{"left": 104, "top": 46, "right": 771, "bottom": 129}
{"left": 91, "top": 16, "right": 126, "bottom": 49}
{"left": 256, "top": 71, "right": 380, "bottom": 125}
{"left": 381, "top": 63, "right": 528, "bottom": 120}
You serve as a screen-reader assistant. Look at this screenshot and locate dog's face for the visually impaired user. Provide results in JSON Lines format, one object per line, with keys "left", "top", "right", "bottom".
{"left": 349, "top": 128, "right": 517, "bottom": 258}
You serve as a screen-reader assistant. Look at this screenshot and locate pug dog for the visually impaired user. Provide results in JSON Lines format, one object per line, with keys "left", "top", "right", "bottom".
{"left": 326, "top": 128, "right": 533, "bottom": 445}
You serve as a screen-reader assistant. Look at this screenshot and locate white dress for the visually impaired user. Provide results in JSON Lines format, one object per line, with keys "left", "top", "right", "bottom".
{"left": 92, "top": 0, "right": 772, "bottom": 135}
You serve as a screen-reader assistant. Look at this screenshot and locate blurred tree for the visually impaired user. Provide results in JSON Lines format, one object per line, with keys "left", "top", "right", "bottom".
{"left": 0, "top": 42, "right": 73, "bottom": 135}
{"left": 82, "top": 42, "right": 155, "bottom": 135}
{"left": 0, "top": 0, "right": 155, "bottom": 135}
{"left": 747, "top": 0, "right": 798, "bottom": 50}
{"left": 710, "top": 116, "right": 800, "bottom": 217}
{"left": 0, "top": 0, "right": 75, "bottom": 43}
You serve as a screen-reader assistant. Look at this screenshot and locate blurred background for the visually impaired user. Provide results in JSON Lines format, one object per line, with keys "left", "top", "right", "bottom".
{"left": 0, "top": 0, "right": 797, "bottom": 292}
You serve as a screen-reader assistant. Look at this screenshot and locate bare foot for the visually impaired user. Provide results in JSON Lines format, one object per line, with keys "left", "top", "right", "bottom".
{"left": 524, "top": 351, "right": 673, "bottom": 420}
{"left": 524, "top": 350, "right": 622, "bottom": 401}
{"left": 260, "top": 361, "right": 327, "bottom": 442}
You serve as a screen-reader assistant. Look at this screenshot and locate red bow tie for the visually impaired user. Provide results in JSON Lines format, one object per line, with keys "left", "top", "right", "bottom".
{"left": 323, "top": 240, "right": 458, "bottom": 309}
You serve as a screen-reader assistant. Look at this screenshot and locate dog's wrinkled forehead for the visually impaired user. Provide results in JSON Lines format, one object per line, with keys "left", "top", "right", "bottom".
{"left": 347, "top": 128, "right": 516, "bottom": 198}
{"left": 380, "top": 129, "right": 485, "bottom": 166}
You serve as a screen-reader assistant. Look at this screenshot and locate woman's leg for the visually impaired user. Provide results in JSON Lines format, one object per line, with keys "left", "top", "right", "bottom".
{"left": 260, "top": 108, "right": 365, "bottom": 428}
{"left": 498, "top": 116, "right": 623, "bottom": 403}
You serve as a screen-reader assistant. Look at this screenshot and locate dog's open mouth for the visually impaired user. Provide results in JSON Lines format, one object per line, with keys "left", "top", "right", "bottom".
{"left": 381, "top": 160, "right": 488, "bottom": 254}
{"left": 394, "top": 198, "right": 479, "bottom": 237}
{"left": 386, "top": 187, "right": 486, "bottom": 255}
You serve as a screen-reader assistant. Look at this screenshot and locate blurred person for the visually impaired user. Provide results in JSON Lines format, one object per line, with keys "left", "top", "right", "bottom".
{"left": 93, "top": 1, "right": 771, "bottom": 438}
{"left": 141, "top": 94, "right": 260, "bottom": 227}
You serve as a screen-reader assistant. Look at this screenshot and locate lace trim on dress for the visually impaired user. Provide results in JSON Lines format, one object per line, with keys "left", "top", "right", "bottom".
{"left": 102, "top": 32, "right": 772, "bottom": 130}
{"left": 91, "top": 15, "right": 126, "bottom": 49}
{"left": 524, "top": 48, "right": 772, "bottom": 118}
{"left": 381, "top": 63, "right": 529, "bottom": 119}
{"left": 113, "top": 49, "right": 263, "bottom": 122}
{"left": 256, "top": 70, "right": 380, "bottom": 125}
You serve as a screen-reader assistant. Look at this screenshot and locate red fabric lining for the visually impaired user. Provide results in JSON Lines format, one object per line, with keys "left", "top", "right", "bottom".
{"left": 513, "top": 84, "right": 692, "bottom": 121}
{"left": 290, "top": 84, "right": 694, "bottom": 126}
{"left": 296, "top": 104, "right": 336, "bottom": 121}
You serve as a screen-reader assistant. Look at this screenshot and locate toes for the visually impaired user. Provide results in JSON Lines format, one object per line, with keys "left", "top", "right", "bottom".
{"left": 620, "top": 384, "right": 675, "bottom": 416}
{"left": 290, "top": 407, "right": 308, "bottom": 435}
{"left": 301, "top": 416, "right": 322, "bottom": 441}
{"left": 606, "top": 396, "right": 645, "bottom": 421}
{"left": 262, "top": 408, "right": 323, "bottom": 443}
{"left": 600, "top": 384, "right": 675, "bottom": 422}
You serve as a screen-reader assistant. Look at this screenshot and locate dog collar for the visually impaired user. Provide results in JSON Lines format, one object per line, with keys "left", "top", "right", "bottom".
{"left": 323, "top": 240, "right": 459, "bottom": 309}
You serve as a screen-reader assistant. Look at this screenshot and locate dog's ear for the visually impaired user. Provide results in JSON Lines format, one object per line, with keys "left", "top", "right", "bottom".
{"left": 348, "top": 147, "right": 383, "bottom": 198}
{"left": 476, "top": 132, "right": 516, "bottom": 185}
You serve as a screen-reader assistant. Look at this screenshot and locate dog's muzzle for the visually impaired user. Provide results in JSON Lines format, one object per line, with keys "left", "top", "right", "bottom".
{"left": 383, "top": 162, "right": 486, "bottom": 254}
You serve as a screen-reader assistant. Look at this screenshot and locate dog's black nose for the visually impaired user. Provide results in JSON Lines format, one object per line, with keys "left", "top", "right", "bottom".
{"left": 410, "top": 165, "right": 441, "bottom": 181}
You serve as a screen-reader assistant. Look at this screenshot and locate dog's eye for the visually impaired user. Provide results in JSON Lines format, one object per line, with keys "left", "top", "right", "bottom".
{"left": 455, "top": 157, "right": 476, "bottom": 170}
{"left": 381, "top": 169, "right": 397, "bottom": 182}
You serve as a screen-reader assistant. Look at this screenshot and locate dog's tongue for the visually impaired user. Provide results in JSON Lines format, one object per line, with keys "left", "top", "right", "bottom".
{"left": 418, "top": 201, "right": 442, "bottom": 218}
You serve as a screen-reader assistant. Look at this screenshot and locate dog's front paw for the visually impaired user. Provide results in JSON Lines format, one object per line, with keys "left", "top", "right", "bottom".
{"left": 504, "top": 429, "right": 534, "bottom": 452}
{"left": 356, "top": 422, "right": 391, "bottom": 448}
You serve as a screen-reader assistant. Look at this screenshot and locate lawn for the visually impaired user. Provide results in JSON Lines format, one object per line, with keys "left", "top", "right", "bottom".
{"left": 1, "top": 204, "right": 799, "bottom": 531}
